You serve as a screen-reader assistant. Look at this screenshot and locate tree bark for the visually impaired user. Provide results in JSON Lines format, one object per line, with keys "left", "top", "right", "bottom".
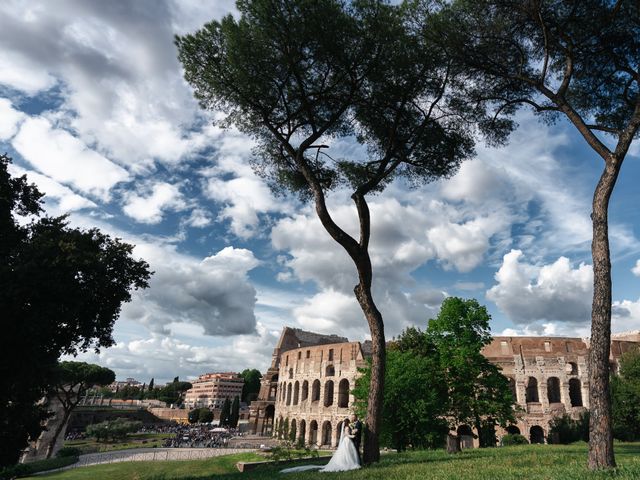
{"left": 354, "top": 280, "right": 385, "bottom": 464}
{"left": 45, "top": 408, "right": 72, "bottom": 459}
{"left": 587, "top": 159, "right": 621, "bottom": 470}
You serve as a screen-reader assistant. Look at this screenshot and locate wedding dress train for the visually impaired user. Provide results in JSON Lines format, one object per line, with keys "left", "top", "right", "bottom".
{"left": 280, "top": 425, "right": 361, "bottom": 473}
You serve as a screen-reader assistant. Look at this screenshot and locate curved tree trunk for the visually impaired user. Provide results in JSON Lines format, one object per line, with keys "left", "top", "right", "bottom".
{"left": 588, "top": 159, "right": 621, "bottom": 470}
{"left": 354, "top": 281, "right": 385, "bottom": 464}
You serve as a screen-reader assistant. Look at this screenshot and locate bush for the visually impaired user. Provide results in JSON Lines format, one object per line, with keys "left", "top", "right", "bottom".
{"left": 501, "top": 434, "right": 528, "bottom": 446}
{"left": 548, "top": 413, "right": 589, "bottom": 444}
{"left": 86, "top": 417, "right": 142, "bottom": 442}
{"left": 56, "top": 447, "right": 81, "bottom": 458}
{"left": 0, "top": 456, "right": 78, "bottom": 479}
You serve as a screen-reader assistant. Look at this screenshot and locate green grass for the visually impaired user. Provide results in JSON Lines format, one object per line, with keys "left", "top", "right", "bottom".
{"left": 64, "top": 433, "right": 171, "bottom": 453}
{"left": 22, "top": 443, "right": 640, "bottom": 480}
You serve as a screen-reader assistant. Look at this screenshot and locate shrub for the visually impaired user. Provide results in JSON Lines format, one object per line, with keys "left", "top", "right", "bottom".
{"left": 86, "top": 418, "right": 142, "bottom": 442}
{"left": 548, "top": 413, "right": 589, "bottom": 444}
{"left": 501, "top": 434, "right": 528, "bottom": 446}
{"left": 0, "top": 456, "right": 78, "bottom": 479}
{"left": 56, "top": 447, "right": 81, "bottom": 458}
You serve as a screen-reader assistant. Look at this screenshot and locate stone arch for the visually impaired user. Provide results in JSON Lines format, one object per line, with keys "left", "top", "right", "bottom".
{"left": 286, "top": 382, "right": 292, "bottom": 406}
{"left": 525, "top": 377, "right": 539, "bottom": 403}
{"left": 566, "top": 362, "right": 579, "bottom": 375}
{"left": 506, "top": 425, "right": 521, "bottom": 435}
{"left": 299, "top": 419, "right": 306, "bottom": 444}
{"left": 338, "top": 379, "right": 350, "bottom": 408}
{"left": 293, "top": 381, "right": 300, "bottom": 405}
{"left": 457, "top": 424, "right": 473, "bottom": 437}
{"left": 277, "top": 416, "right": 284, "bottom": 438}
{"left": 326, "top": 364, "right": 335, "bottom": 377}
{"left": 301, "top": 380, "right": 309, "bottom": 402}
{"left": 271, "top": 373, "right": 279, "bottom": 382}
{"left": 569, "top": 378, "right": 583, "bottom": 406}
{"left": 312, "top": 379, "right": 321, "bottom": 402}
{"left": 288, "top": 368, "right": 293, "bottom": 379}
{"left": 321, "top": 420, "right": 332, "bottom": 446}
{"left": 324, "top": 380, "right": 335, "bottom": 407}
{"left": 263, "top": 404, "right": 275, "bottom": 435}
{"left": 530, "top": 425, "right": 545, "bottom": 444}
{"left": 290, "top": 419, "right": 297, "bottom": 441}
{"left": 547, "top": 377, "right": 561, "bottom": 403}
{"left": 336, "top": 420, "right": 344, "bottom": 441}
{"left": 309, "top": 420, "right": 318, "bottom": 445}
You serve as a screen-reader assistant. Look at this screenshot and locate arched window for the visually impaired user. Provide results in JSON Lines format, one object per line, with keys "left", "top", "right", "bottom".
{"left": 338, "top": 379, "right": 349, "bottom": 408}
{"left": 457, "top": 424, "right": 473, "bottom": 437}
{"left": 525, "top": 377, "right": 539, "bottom": 403}
{"left": 326, "top": 365, "right": 335, "bottom": 377}
{"left": 569, "top": 378, "right": 583, "bottom": 407}
{"left": 507, "top": 377, "right": 517, "bottom": 402}
{"left": 547, "top": 377, "right": 561, "bottom": 403}
{"left": 506, "top": 425, "right": 520, "bottom": 435}
{"left": 299, "top": 419, "right": 306, "bottom": 443}
{"left": 311, "top": 379, "right": 321, "bottom": 402}
{"left": 324, "top": 380, "right": 334, "bottom": 407}
{"left": 286, "top": 383, "right": 292, "bottom": 406}
{"left": 566, "top": 362, "right": 578, "bottom": 375}
{"left": 309, "top": 420, "right": 318, "bottom": 445}
{"left": 322, "top": 421, "right": 332, "bottom": 446}
{"left": 293, "top": 381, "right": 300, "bottom": 405}
{"left": 301, "top": 380, "right": 309, "bottom": 402}
{"left": 290, "top": 419, "right": 297, "bottom": 442}
{"left": 530, "top": 425, "right": 545, "bottom": 444}
{"left": 288, "top": 368, "right": 293, "bottom": 379}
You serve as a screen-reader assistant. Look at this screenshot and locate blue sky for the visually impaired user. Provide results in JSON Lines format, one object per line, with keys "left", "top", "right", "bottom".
{"left": 1, "top": 0, "right": 639, "bottom": 383}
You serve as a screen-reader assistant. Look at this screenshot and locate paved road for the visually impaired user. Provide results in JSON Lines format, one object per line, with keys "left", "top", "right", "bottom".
{"left": 67, "top": 447, "right": 257, "bottom": 469}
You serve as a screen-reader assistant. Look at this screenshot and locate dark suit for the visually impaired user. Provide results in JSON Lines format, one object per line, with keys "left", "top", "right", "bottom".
{"left": 350, "top": 420, "right": 362, "bottom": 464}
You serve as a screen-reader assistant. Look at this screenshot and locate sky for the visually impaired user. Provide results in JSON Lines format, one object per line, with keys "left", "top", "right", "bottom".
{"left": 1, "top": 0, "right": 639, "bottom": 384}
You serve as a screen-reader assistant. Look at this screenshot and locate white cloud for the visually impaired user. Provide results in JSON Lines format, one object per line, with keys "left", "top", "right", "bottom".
{"left": 12, "top": 116, "right": 129, "bottom": 200}
{"left": 0, "top": 98, "right": 25, "bottom": 140}
{"left": 0, "top": 49, "right": 56, "bottom": 94}
{"left": 122, "top": 244, "right": 260, "bottom": 336}
{"left": 123, "top": 182, "right": 185, "bottom": 224}
{"left": 632, "top": 260, "right": 640, "bottom": 277}
{"left": 487, "top": 249, "right": 593, "bottom": 326}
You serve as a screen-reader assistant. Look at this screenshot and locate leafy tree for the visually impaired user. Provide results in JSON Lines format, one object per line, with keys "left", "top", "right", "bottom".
{"left": 240, "top": 369, "right": 262, "bottom": 403}
{"left": 425, "top": 298, "right": 515, "bottom": 449}
{"left": 353, "top": 346, "right": 449, "bottom": 451}
{"left": 220, "top": 398, "right": 231, "bottom": 427}
{"left": 548, "top": 412, "right": 589, "bottom": 444}
{"left": 157, "top": 381, "right": 192, "bottom": 406}
{"left": 176, "top": 0, "right": 507, "bottom": 462}
{"left": 148, "top": 378, "right": 155, "bottom": 392}
{"left": 188, "top": 408, "right": 201, "bottom": 424}
{"left": 230, "top": 396, "right": 240, "bottom": 428}
{"left": 46, "top": 362, "right": 115, "bottom": 458}
{"left": 86, "top": 418, "right": 142, "bottom": 443}
{"left": 438, "top": 0, "right": 640, "bottom": 468}
{"left": 611, "top": 348, "right": 640, "bottom": 441}
{"left": 199, "top": 408, "right": 214, "bottom": 424}
{"left": 0, "top": 155, "right": 151, "bottom": 467}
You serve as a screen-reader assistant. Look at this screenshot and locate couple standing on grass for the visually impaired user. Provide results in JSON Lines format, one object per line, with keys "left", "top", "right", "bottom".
{"left": 281, "top": 414, "right": 362, "bottom": 473}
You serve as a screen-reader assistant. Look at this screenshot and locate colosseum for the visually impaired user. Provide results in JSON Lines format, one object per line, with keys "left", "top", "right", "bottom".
{"left": 248, "top": 327, "right": 640, "bottom": 447}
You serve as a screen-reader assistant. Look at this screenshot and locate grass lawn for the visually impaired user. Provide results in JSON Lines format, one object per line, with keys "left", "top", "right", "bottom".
{"left": 64, "top": 433, "right": 172, "bottom": 453}
{"left": 23, "top": 443, "right": 640, "bottom": 480}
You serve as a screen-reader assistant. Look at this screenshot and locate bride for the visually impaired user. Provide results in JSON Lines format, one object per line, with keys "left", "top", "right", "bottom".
{"left": 280, "top": 418, "right": 361, "bottom": 473}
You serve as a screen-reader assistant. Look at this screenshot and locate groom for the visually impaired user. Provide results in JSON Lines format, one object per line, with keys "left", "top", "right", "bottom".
{"left": 349, "top": 414, "right": 362, "bottom": 465}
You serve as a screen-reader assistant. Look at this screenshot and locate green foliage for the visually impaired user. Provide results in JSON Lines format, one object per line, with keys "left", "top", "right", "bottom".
{"left": 55, "top": 447, "right": 82, "bottom": 458}
{"left": 239, "top": 369, "right": 262, "bottom": 403}
{"left": 155, "top": 381, "right": 192, "bottom": 406}
{"left": 548, "top": 413, "right": 589, "bottom": 445}
{"left": 426, "top": 297, "right": 515, "bottom": 445}
{"left": 220, "top": 398, "right": 231, "bottom": 427}
{"left": 230, "top": 396, "right": 240, "bottom": 428}
{"left": 268, "top": 440, "right": 319, "bottom": 463}
{"left": 501, "top": 434, "right": 529, "bottom": 446}
{"left": 0, "top": 155, "right": 151, "bottom": 467}
{"left": 188, "top": 408, "right": 213, "bottom": 424}
{"left": 612, "top": 348, "right": 640, "bottom": 441}
{"left": 0, "top": 455, "right": 78, "bottom": 479}
{"left": 86, "top": 418, "right": 142, "bottom": 443}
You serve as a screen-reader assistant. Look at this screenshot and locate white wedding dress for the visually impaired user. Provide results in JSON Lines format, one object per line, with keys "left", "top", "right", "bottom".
{"left": 280, "top": 425, "right": 361, "bottom": 473}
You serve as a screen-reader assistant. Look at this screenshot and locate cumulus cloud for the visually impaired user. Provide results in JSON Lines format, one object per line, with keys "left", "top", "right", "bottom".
{"left": 122, "top": 244, "right": 260, "bottom": 336}
{"left": 487, "top": 249, "right": 593, "bottom": 326}
{"left": 122, "top": 181, "right": 185, "bottom": 224}
{"left": 632, "top": 260, "right": 640, "bottom": 277}
{"left": 0, "top": 98, "right": 25, "bottom": 140}
{"left": 12, "top": 116, "right": 129, "bottom": 200}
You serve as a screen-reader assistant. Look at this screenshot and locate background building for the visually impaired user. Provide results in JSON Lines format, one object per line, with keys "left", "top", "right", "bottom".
{"left": 184, "top": 372, "right": 244, "bottom": 409}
